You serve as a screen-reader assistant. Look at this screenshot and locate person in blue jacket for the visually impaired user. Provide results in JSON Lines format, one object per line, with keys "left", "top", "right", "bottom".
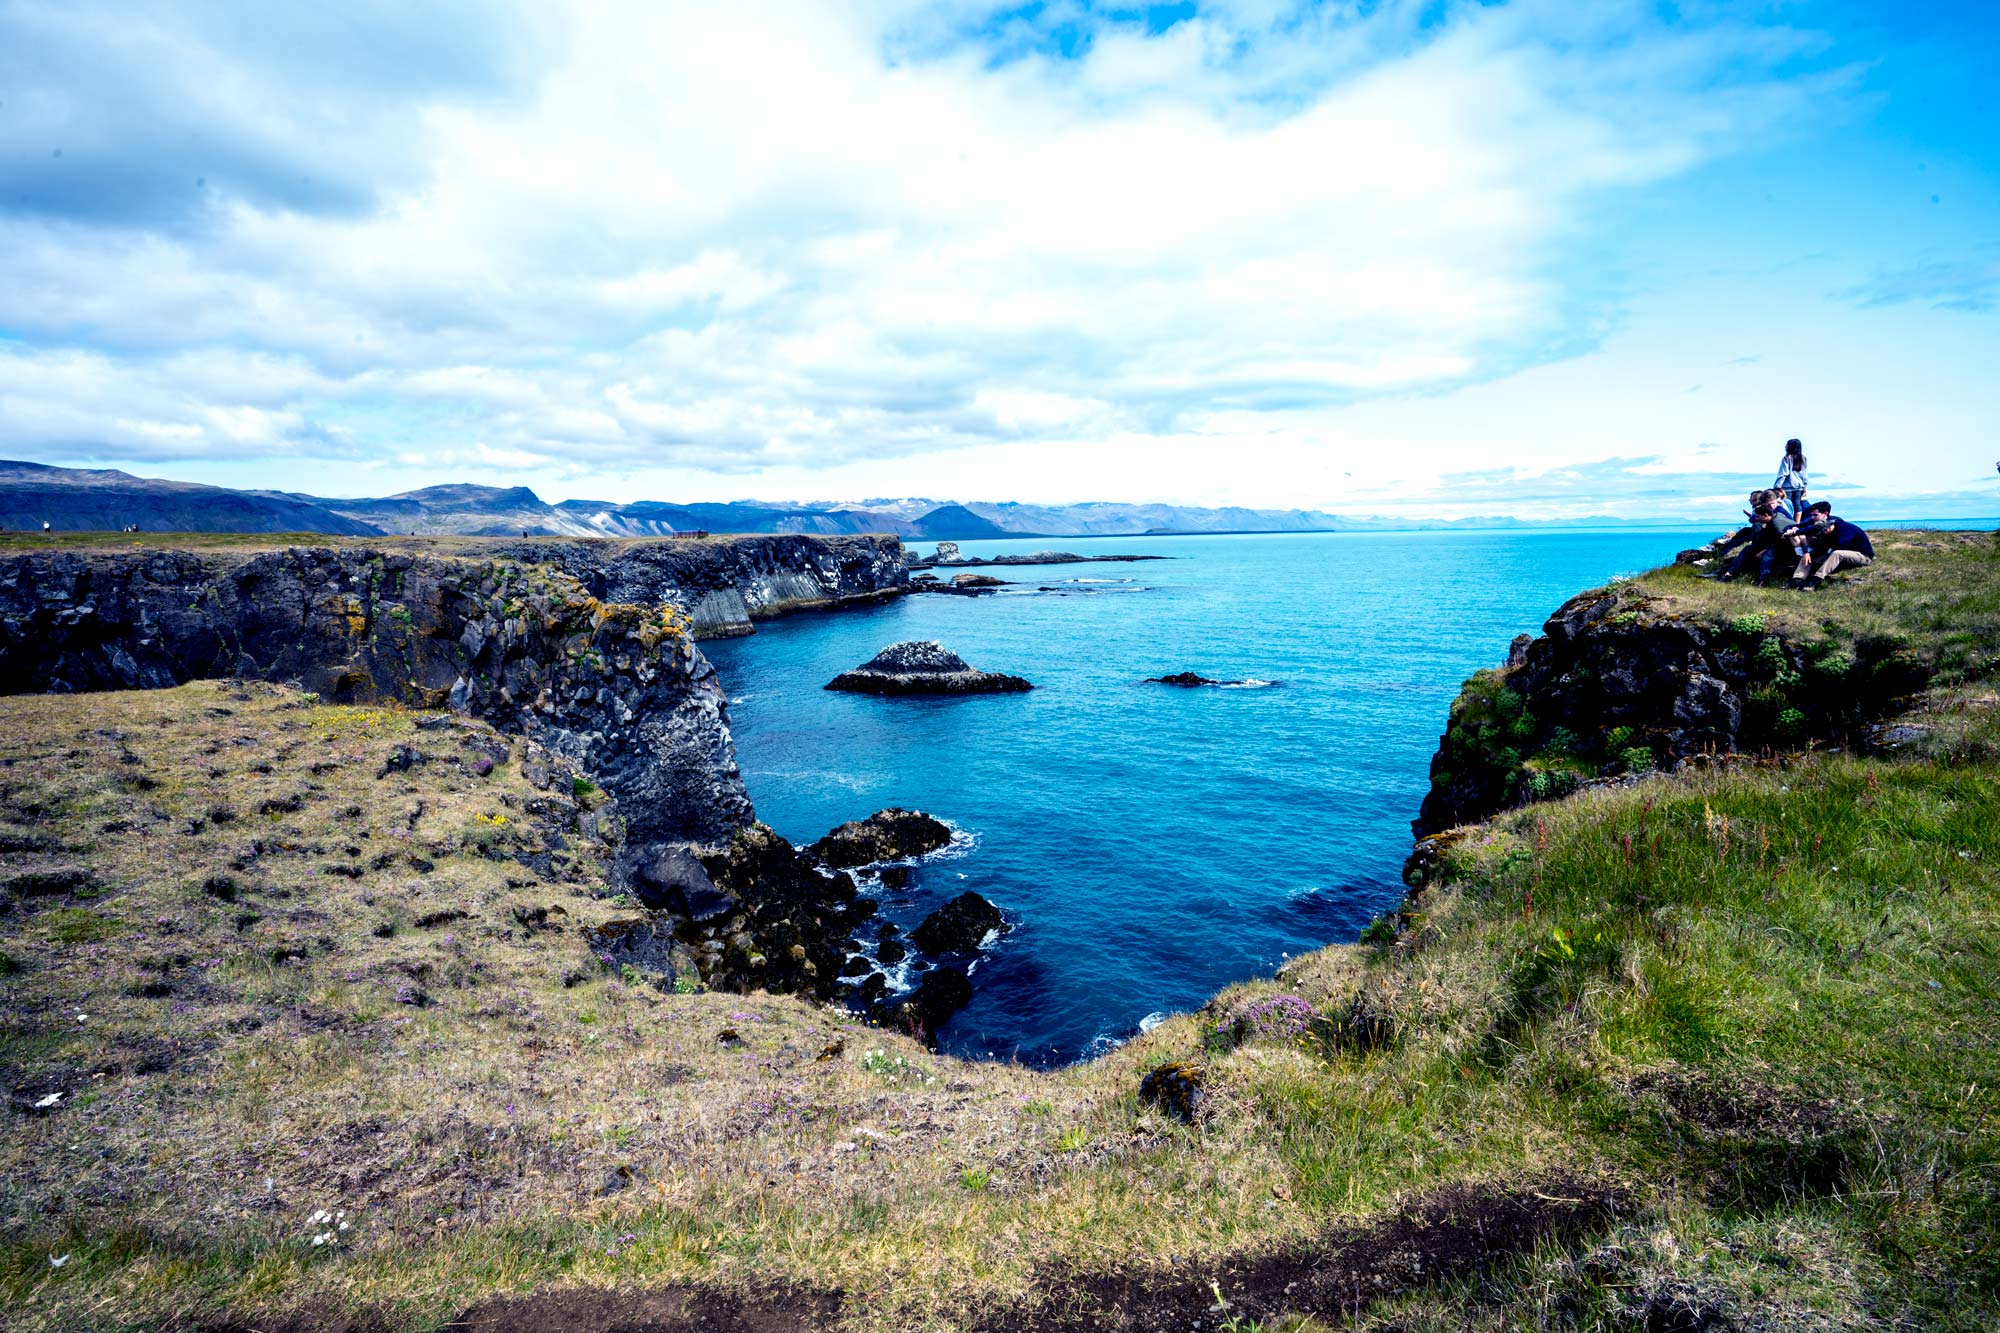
{"left": 1790, "top": 504, "right": 1875, "bottom": 590}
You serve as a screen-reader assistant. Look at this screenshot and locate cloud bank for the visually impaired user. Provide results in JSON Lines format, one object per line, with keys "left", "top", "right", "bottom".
{"left": 1, "top": 0, "right": 1988, "bottom": 515}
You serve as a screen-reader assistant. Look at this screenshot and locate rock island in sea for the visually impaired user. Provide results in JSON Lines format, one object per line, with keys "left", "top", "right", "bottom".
{"left": 825, "top": 639, "right": 1035, "bottom": 695}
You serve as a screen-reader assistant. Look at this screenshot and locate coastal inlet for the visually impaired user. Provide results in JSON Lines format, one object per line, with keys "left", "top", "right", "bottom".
{"left": 705, "top": 526, "right": 1712, "bottom": 1062}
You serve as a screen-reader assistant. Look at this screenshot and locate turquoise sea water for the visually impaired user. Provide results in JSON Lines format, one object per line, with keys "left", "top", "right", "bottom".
{"left": 698, "top": 526, "right": 1933, "bottom": 1062}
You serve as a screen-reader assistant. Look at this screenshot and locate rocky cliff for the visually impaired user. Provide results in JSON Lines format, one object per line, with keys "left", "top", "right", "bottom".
{"left": 0, "top": 546, "right": 752, "bottom": 847}
{"left": 487, "top": 533, "right": 906, "bottom": 637}
{"left": 1415, "top": 578, "right": 1933, "bottom": 839}
{"left": 0, "top": 543, "right": 896, "bottom": 1000}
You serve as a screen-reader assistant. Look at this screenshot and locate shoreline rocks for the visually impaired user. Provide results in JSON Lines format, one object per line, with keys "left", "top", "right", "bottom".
{"left": 826, "top": 640, "right": 1032, "bottom": 695}
{"left": 809, "top": 808, "right": 955, "bottom": 869}
{"left": 909, "top": 572, "right": 1013, "bottom": 596}
{"left": 879, "top": 968, "right": 974, "bottom": 1043}
{"left": 910, "top": 550, "right": 1169, "bottom": 570}
{"left": 911, "top": 890, "right": 1006, "bottom": 954}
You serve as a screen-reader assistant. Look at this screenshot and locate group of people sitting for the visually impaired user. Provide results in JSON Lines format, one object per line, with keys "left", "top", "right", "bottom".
{"left": 1705, "top": 439, "right": 1874, "bottom": 590}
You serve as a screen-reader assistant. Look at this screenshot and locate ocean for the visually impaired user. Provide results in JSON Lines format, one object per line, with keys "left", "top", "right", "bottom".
{"left": 700, "top": 524, "right": 1947, "bottom": 1062}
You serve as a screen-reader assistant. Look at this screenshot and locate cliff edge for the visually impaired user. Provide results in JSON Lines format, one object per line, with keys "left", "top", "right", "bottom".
{"left": 0, "top": 541, "right": 900, "bottom": 1002}
{"left": 1413, "top": 528, "right": 1973, "bottom": 840}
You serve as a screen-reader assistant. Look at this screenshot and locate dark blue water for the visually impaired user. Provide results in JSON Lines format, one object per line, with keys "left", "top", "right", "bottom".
{"left": 702, "top": 527, "right": 1709, "bottom": 1062}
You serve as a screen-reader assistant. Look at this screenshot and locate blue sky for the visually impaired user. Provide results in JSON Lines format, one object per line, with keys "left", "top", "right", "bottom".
{"left": 0, "top": 0, "right": 1994, "bottom": 519}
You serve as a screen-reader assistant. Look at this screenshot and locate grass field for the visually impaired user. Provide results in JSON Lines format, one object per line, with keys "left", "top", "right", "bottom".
{"left": 1, "top": 537, "right": 1996, "bottom": 1330}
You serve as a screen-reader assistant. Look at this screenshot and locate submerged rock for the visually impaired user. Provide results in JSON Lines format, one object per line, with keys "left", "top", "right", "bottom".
{"left": 810, "top": 808, "right": 955, "bottom": 869}
{"left": 911, "top": 890, "right": 1006, "bottom": 954}
{"left": 825, "top": 640, "right": 1032, "bottom": 695}
{"left": 1145, "top": 671, "right": 1275, "bottom": 688}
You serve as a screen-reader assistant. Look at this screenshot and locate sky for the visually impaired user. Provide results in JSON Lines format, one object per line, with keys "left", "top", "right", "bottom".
{"left": 0, "top": 0, "right": 1995, "bottom": 521}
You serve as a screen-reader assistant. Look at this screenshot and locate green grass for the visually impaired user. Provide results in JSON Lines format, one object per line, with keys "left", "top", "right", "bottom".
{"left": 2, "top": 536, "right": 1998, "bottom": 1330}
{"left": 1642, "top": 527, "right": 2000, "bottom": 686}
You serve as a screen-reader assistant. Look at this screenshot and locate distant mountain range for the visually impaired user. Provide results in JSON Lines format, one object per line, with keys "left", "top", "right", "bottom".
{"left": 0, "top": 462, "right": 1349, "bottom": 539}
{"left": 0, "top": 461, "right": 382, "bottom": 536}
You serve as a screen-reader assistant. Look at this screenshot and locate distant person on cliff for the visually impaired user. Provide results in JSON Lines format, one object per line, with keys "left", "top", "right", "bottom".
{"left": 1791, "top": 507, "right": 1874, "bottom": 590}
{"left": 1773, "top": 439, "right": 1809, "bottom": 515}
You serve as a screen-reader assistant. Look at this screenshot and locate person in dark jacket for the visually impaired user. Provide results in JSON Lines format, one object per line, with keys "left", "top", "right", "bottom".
{"left": 1791, "top": 510, "right": 1875, "bottom": 589}
{"left": 1712, "top": 507, "right": 1789, "bottom": 584}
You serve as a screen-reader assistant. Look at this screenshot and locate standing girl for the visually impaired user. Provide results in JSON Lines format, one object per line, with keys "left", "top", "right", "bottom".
{"left": 1773, "top": 439, "right": 1808, "bottom": 515}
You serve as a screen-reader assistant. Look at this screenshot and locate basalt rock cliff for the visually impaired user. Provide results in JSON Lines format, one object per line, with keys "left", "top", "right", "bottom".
{"left": 487, "top": 534, "right": 907, "bottom": 638}
{"left": 0, "top": 541, "right": 901, "bottom": 1001}
{"left": 1414, "top": 583, "right": 1932, "bottom": 840}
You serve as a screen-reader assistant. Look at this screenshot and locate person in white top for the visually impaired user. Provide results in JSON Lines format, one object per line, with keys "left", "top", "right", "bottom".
{"left": 1772, "top": 439, "right": 1808, "bottom": 516}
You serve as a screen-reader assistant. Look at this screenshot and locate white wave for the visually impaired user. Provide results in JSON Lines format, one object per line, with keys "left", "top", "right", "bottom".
{"left": 753, "top": 768, "right": 877, "bottom": 793}
{"left": 1138, "top": 1010, "right": 1169, "bottom": 1033}
{"left": 1217, "top": 678, "right": 1280, "bottom": 689}
{"left": 927, "top": 821, "right": 981, "bottom": 862}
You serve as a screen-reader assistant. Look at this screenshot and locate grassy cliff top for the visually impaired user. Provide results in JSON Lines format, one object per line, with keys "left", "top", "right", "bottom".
{"left": 2, "top": 539, "right": 1998, "bottom": 1331}
{"left": 1634, "top": 528, "right": 1998, "bottom": 681}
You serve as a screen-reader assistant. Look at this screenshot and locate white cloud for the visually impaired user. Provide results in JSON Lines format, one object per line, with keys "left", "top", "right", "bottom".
{"left": 0, "top": 0, "right": 1922, "bottom": 510}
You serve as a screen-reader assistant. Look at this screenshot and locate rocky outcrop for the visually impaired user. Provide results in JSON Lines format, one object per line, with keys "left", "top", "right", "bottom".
{"left": 910, "top": 550, "right": 1167, "bottom": 570}
{"left": 0, "top": 544, "right": 890, "bottom": 1004}
{"left": 878, "top": 968, "right": 974, "bottom": 1043}
{"left": 826, "top": 640, "right": 1033, "bottom": 695}
{"left": 486, "top": 534, "right": 907, "bottom": 638}
{"left": 808, "top": 808, "right": 955, "bottom": 869}
{"left": 911, "top": 891, "right": 1006, "bottom": 955}
{"left": 1148, "top": 671, "right": 1225, "bottom": 686}
{"left": 1414, "top": 587, "right": 1932, "bottom": 837}
{"left": 689, "top": 824, "right": 876, "bottom": 996}
{"left": 909, "top": 573, "right": 1017, "bottom": 597}
{"left": 0, "top": 546, "right": 750, "bottom": 848}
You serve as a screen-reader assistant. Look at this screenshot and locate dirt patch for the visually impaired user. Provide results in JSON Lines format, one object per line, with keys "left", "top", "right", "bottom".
{"left": 449, "top": 1285, "right": 840, "bottom": 1333}
{"left": 182, "top": 1182, "right": 1616, "bottom": 1333}
{"left": 1628, "top": 1070, "right": 1866, "bottom": 1209}
{"left": 976, "top": 1176, "right": 1623, "bottom": 1332}
{"left": 186, "top": 1285, "right": 839, "bottom": 1333}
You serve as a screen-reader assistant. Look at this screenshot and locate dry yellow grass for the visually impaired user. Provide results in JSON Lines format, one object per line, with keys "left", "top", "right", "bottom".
{"left": 3, "top": 603, "right": 1996, "bottom": 1330}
